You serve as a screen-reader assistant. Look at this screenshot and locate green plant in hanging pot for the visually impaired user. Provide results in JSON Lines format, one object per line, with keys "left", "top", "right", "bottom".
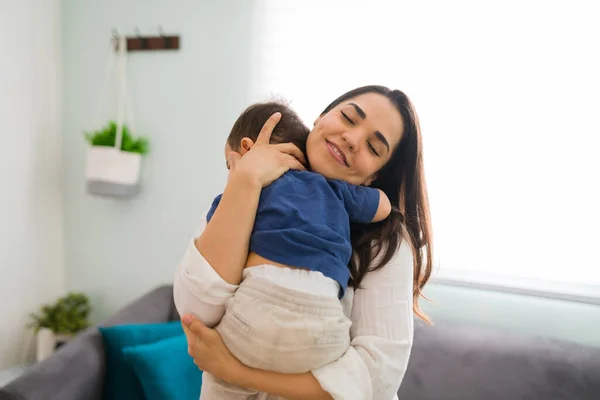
{"left": 84, "top": 121, "right": 150, "bottom": 198}
{"left": 84, "top": 121, "right": 149, "bottom": 154}
{"left": 28, "top": 292, "right": 92, "bottom": 362}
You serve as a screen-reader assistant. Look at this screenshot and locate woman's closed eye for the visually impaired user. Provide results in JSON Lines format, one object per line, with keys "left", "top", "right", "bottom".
{"left": 367, "top": 141, "right": 380, "bottom": 157}
{"left": 341, "top": 111, "right": 354, "bottom": 125}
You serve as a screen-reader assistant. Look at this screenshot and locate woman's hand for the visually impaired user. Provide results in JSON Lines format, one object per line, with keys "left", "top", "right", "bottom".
{"left": 182, "top": 314, "right": 334, "bottom": 400}
{"left": 182, "top": 314, "right": 244, "bottom": 385}
{"left": 228, "top": 112, "right": 307, "bottom": 188}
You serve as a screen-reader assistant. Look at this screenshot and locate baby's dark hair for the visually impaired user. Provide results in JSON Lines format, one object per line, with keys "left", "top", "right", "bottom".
{"left": 227, "top": 101, "right": 309, "bottom": 159}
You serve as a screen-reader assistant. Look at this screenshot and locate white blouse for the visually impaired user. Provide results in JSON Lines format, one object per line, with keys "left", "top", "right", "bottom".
{"left": 174, "top": 213, "right": 414, "bottom": 400}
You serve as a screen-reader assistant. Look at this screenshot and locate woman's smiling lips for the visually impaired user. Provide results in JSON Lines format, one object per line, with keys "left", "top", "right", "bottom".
{"left": 326, "top": 140, "right": 349, "bottom": 167}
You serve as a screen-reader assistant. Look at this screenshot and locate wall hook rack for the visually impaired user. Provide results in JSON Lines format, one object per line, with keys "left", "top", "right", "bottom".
{"left": 112, "top": 26, "right": 180, "bottom": 52}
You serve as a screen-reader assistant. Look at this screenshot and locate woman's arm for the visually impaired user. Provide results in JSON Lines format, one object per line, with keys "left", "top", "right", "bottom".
{"left": 174, "top": 211, "right": 240, "bottom": 328}
{"left": 196, "top": 169, "right": 262, "bottom": 284}
{"left": 182, "top": 314, "right": 333, "bottom": 400}
{"left": 236, "top": 369, "right": 332, "bottom": 400}
{"left": 184, "top": 240, "right": 415, "bottom": 400}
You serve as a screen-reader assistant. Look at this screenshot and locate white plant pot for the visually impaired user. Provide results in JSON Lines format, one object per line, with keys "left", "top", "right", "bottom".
{"left": 86, "top": 146, "right": 142, "bottom": 197}
{"left": 36, "top": 329, "right": 72, "bottom": 362}
{"left": 36, "top": 328, "right": 56, "bottom": 362}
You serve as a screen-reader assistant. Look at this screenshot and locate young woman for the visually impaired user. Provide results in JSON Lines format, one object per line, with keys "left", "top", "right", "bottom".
{"left": 175, "top": 86, "right": 433, "bottom": 399}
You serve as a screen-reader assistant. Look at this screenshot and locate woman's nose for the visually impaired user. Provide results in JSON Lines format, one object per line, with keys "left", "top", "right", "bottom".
{"left": 342, "top": 132, "right": 359, "bottom": 152}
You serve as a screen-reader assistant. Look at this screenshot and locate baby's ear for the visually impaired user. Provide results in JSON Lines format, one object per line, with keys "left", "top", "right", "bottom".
{"left": 239, "top": 137, "right": 255, "bottom": 155}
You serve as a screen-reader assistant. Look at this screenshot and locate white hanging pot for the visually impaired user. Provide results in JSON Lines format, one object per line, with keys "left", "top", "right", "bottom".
{"left": 86, "top": 35, "right": 145, "bottom": 198}
{"left": 36, "top": 328, "right": 56, "bottom": 362}
{"left": 86, "top": 146, "right": 142, "bottom": 197}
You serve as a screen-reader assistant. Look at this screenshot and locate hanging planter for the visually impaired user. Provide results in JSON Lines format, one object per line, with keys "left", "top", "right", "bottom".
{"left": 84, "top": 122, "right": 148, "bottom": 197}
{"left": 85, "top": 35, "right": 149, "bottom": 198}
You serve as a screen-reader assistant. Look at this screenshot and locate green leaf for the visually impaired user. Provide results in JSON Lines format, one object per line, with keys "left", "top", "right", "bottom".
{"left": 27, "top": 292, "right": 92, "bottom": 334}
{"left": 83, "top": 121, "right": 150, "bottom": 155}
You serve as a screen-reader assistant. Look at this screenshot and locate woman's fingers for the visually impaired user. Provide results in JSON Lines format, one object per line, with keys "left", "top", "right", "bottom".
{"left": 273, "top": 143, "right": 307, "bottom": 165}
{"left": 227, "top": 151, "right": 242, "bottom": 170}
{"left": 282, "top": 154, "right": 306, "bottom": 171}
{"left": 182, "top": 314, "right": 210, "bottom": 341}
{"left": 255, "top": 112, "right": 282, "bottom": 145}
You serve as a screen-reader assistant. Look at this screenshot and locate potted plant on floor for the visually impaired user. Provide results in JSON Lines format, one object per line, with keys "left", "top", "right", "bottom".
{"left": 84, "top": 121, "right": 149, "bottom": 197}
{"left": 28, "top": 292, "right": 92, "bottom": 362}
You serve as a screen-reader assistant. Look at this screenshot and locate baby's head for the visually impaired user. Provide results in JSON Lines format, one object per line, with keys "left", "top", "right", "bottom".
{"left": 226, "top": 101, "right": 309, "bottom": 163}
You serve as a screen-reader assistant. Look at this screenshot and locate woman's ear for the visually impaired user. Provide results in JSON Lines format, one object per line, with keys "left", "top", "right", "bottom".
{"left": 239, "top": 137, "right": 255, "bottom": 155}
{"left": 313, "top": 115, "right": 323, "bottom": 126}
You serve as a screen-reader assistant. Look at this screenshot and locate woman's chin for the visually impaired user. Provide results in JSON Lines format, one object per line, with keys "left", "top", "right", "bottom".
{"left": 311, "top": 161, "right": 335, "bottom": 179}
{"left": 318, "top": 168, "right": 345, "bottom": 182}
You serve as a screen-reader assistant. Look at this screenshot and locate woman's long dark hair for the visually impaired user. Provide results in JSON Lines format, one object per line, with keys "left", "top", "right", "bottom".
{"left": 321, "top": 85, "right": 433, "bottom": 322}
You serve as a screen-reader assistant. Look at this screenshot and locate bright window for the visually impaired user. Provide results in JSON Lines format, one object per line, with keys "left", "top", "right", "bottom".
{"left": 249, "top": 0, "right": 600, "bottom": 298}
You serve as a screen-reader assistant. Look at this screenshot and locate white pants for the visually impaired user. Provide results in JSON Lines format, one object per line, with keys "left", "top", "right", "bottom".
{"left": 199, "top": 265, "right": 351, "bottom": 400}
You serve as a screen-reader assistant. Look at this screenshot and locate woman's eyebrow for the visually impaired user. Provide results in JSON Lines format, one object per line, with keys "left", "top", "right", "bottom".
{"left": 347, "top": 103, "right": 390, "bottom": 151}
{"left": 348, "top": 103, "right": 366, "bottom": 119}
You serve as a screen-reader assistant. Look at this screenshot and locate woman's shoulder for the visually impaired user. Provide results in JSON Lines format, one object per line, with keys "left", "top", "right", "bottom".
{"left": 363, "top": 237, "right": 414, "bottom": 285}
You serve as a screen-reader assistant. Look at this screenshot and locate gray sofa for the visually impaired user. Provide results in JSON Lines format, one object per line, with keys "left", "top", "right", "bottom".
{"left": 1, "top": 285, "right": 599, "bottom": 400}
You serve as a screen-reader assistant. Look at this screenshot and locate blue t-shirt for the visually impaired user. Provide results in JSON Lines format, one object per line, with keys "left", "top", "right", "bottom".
{"left": 206, "top": 170, "right": 380, "bottom": 297}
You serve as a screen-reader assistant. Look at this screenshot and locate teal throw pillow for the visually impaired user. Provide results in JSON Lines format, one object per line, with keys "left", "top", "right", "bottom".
{"left": 123, "top": 334, "right": 203, "bottom": 400}
{"left": 99, "top": 321, "right": 183, "bottom": 400}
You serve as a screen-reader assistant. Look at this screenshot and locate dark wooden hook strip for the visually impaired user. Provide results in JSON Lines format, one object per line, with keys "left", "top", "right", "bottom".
{"left": 114, "top": 35, "right": 180, "bottom": 52}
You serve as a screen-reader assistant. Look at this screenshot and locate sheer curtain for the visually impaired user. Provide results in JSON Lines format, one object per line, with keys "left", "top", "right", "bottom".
{"left": 249, "top": 0, "right": 600, "bottom": 297}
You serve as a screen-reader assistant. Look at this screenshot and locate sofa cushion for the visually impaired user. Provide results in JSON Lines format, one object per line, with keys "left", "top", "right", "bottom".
{"left": 98, "top": 321, "right": 183, "bottom": 400}
{"left": 398, "top": 318, "right": 600, "bottom": 400}
{"left": 123, "top": 335, "right": 203, "bottom": 400}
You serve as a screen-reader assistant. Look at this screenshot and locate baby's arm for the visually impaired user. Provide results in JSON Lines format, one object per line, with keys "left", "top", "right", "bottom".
{"left": 371, "top": 189, "right": 392, "bottom": 223}
{"left": 336, "top": 181, "right": 392, "bottom": 224}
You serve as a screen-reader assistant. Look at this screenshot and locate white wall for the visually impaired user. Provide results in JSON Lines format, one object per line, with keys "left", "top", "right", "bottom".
{"left": 61, "top": 0, "right": 258, "bottom": 323}
{"left": 0, "top": 0, "right": 64, "bottom": 368}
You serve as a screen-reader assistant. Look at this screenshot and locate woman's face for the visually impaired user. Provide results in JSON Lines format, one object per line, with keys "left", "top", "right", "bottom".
{"left": 306, "top": 92, "right": 404, "bottom": 186}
